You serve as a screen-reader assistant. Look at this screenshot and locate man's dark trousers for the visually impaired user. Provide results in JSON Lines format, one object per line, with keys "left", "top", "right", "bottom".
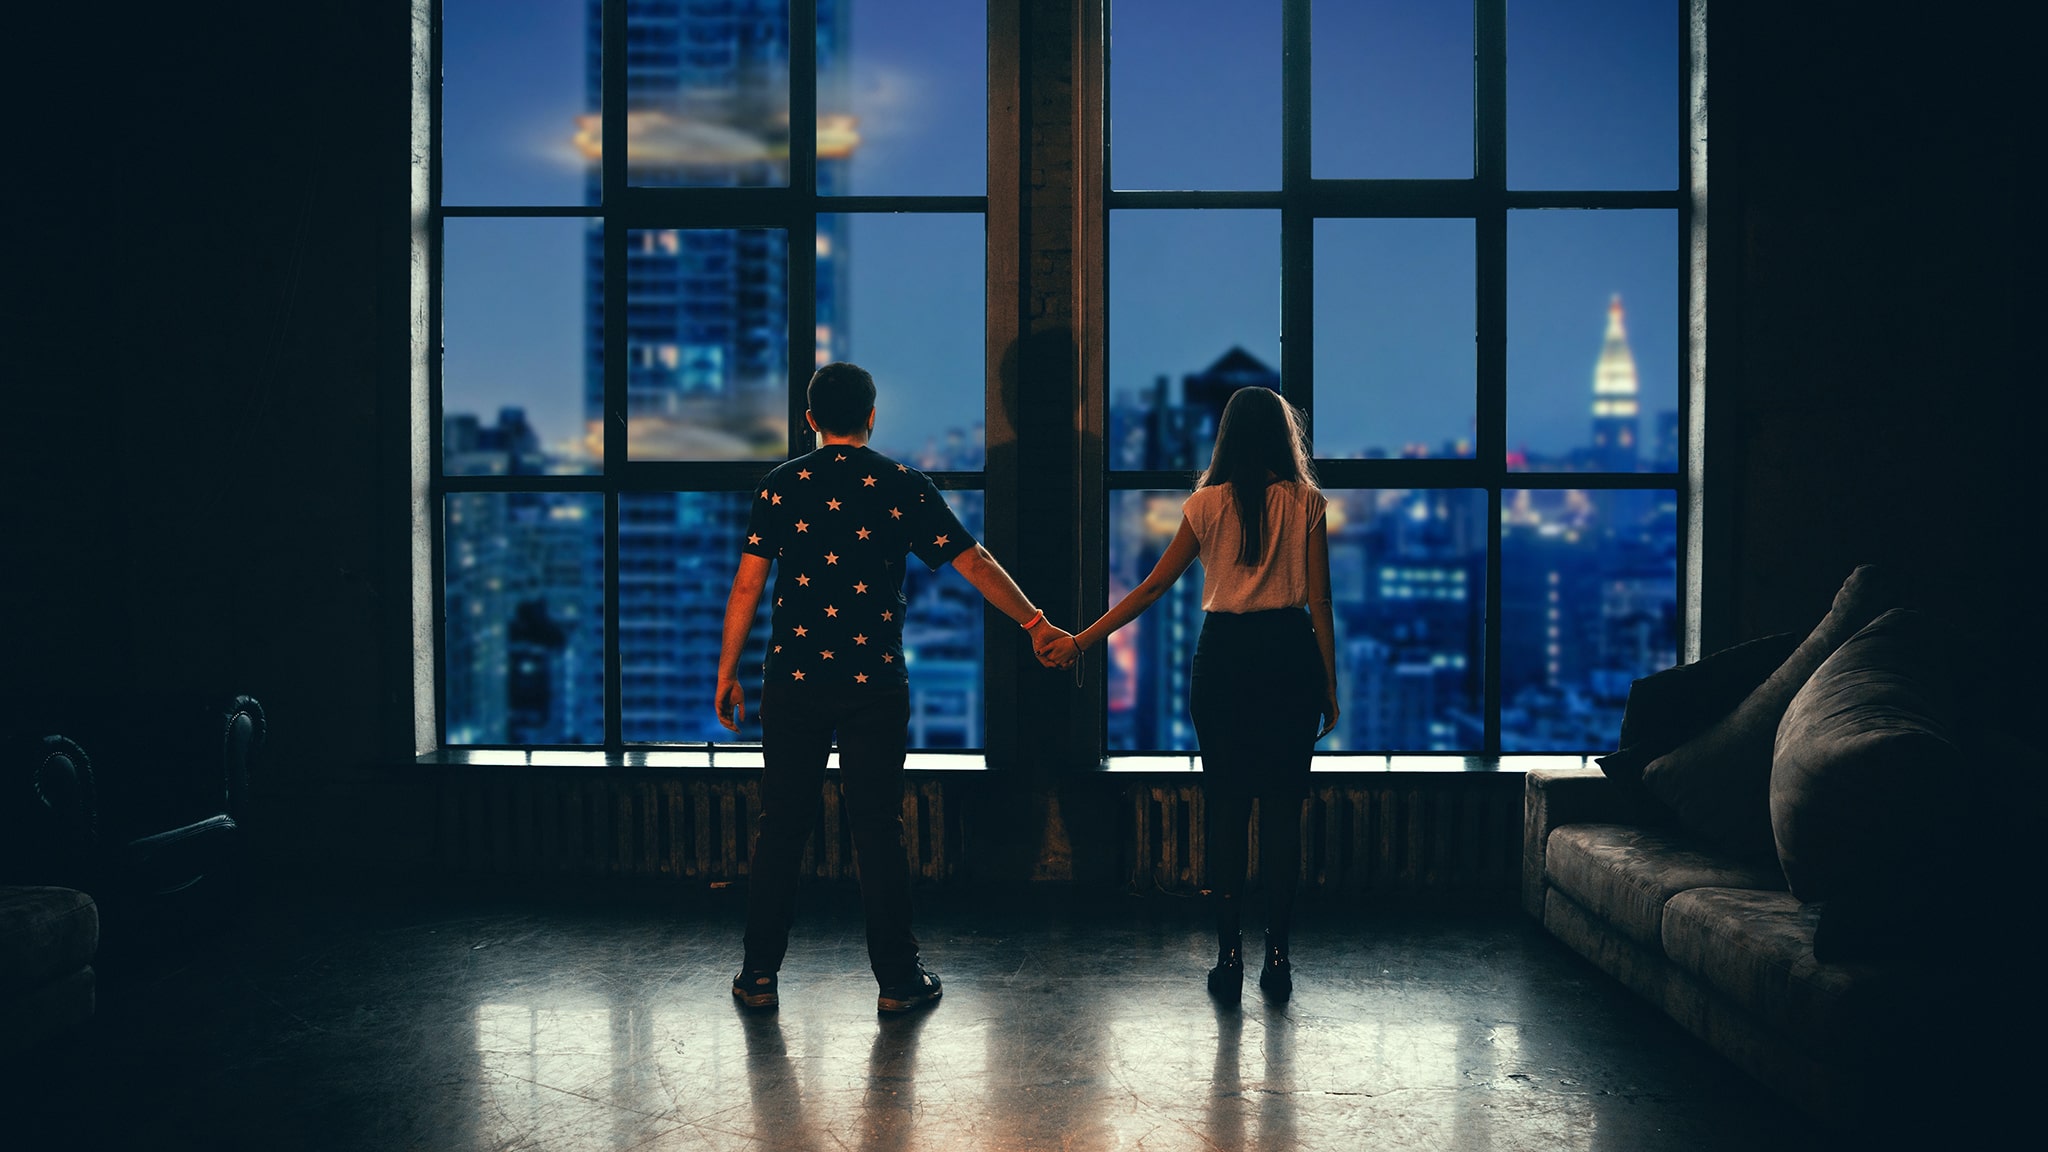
{"left": 742, "top": 680, "right": 918, "bottom": 980}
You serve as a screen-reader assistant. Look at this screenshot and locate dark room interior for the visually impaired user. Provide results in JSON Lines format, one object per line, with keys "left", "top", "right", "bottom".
{"left": 5, "top": 1, "right": 2035, "bottom": 1149}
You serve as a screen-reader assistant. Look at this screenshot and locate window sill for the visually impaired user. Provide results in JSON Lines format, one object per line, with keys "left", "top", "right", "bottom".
{"left": 411, "top": 750, "right": 1592, "bottom": 775}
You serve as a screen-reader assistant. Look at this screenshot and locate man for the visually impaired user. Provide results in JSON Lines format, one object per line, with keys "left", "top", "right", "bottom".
{"left": 716, "top": 361, "right": 1070, "bottom": 1013}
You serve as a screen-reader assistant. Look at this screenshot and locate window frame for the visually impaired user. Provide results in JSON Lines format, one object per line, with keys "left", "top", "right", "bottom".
{"left": 415, "top": 0, "right": 1020, "bottom": 756}
{"left": 1082, "top": 0, "right": 1706, "bottom": 757}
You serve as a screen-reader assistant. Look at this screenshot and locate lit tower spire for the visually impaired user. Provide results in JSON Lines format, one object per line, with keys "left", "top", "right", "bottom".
{"left": 1590, "top": 293, "right": 1641, "bottom": 471}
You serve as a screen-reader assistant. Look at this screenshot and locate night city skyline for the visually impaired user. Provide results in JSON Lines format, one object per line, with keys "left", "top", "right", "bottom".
{"left": 440, "top": 0, "right": 1682, "bottom": 752}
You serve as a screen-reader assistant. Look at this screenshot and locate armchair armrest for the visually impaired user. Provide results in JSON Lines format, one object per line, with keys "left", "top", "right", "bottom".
{"left": 45, "top": 692, "right": 264, "bottom": 837}
{"left": 1521, "top": 767, "right": 1623, "bottom": 921}
{"left": 1, "top": 734, "right": 98, "bottom": 887}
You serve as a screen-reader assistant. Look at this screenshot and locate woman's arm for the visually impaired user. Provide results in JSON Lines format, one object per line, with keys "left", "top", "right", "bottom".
{"left": 1307, "top": 517, "right": 1339, "bottom": 738}
{"left": 1070, "top": 519, "right": 1202, "bottom": 656}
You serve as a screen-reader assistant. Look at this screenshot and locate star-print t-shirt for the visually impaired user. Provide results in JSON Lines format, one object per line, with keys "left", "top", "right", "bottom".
{"left": 743, "top": 444, "right": 976, "bottom": 691}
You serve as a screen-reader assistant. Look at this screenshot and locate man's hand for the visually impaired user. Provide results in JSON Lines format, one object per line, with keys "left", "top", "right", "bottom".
{"left": 716, "top": 677, "right": 747, "bottom": 734}
{"left": 1028, "top": 617, "right": 1077, "bottom": 668}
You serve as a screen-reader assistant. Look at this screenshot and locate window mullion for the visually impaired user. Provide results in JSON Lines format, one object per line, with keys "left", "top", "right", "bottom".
{"left": 600, "top": 0, "right": 626, "bottom": 754}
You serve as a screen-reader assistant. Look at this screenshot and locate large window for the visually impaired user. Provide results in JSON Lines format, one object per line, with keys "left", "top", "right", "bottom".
{"left": 419, "top": 1, "right": 1698, "bottom": 762}
{"left": 1102, "top": 0, "right": 1686, "bottom": 754}
{"left": 432, "top": 0, "right": 991, "bottom": 750}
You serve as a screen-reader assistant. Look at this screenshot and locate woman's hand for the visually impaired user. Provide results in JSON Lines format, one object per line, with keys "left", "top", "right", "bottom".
{"left": 1038, "top": 633, "right": 1081, "bottom": 669}
{"left": 1317, "top": 690, "right": 1340, "bottom": 740}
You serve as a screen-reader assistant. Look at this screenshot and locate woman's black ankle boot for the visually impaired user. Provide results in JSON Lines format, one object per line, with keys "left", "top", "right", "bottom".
{"left": 1207, "top": 932, "right": 1244, "bottom": 1004}
{"left": 1258, "top": 930, "right": 1292, "bottom": 1000}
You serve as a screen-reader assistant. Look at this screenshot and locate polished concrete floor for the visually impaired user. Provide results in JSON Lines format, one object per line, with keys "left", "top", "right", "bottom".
{"left": 8, "top": 883, "right": 1853, "bottom": 1151}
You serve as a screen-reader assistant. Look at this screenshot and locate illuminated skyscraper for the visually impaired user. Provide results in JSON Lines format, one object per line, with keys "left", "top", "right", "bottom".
{"left": 1590, "top": 293, "right": 1641, "bottom": 472}
{"left": 580, "top": 1, "right": 854, "bottom": 743}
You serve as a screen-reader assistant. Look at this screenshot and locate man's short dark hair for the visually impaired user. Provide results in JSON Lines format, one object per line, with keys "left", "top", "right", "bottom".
{"left": 808, "top": 362, "right": 876, "bottom": 435}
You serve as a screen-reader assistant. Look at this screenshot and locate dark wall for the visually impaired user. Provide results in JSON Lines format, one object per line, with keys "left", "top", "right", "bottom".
{"left": 7, "top": 2, "right": 398, "bottom": 868}
{"left": 1720, "top": 4, "right": 2034, "bottom": 725}
{"left": 4, "top": 2, "right": 2029, "bottom": 879}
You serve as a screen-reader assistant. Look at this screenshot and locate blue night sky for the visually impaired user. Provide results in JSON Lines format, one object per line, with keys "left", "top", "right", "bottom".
{"left": 442, "top": 0, "right": 1679, "bottom": 468}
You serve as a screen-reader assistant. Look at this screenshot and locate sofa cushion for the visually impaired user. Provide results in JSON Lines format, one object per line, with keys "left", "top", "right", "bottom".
{"left": 1641, "top": 564, "right": 1903, "bottom": 858}
{"left": 1662, "top": 886, "right": 1902, "bottom": 1061}
{"left": 1545, "top": 824, "right": 1785, "bottom": 951}
{"left": 1771, "top": 608, "right": 1960, "bottom": 902}
{"left": 0, "top": 886, "right": 100, "bottom": 992}
{"left": 1597, "top": 630, "right": 1804, "bottom": 804}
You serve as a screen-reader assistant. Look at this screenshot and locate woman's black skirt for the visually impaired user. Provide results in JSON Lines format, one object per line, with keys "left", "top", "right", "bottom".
{"left": 1189, "top": 607, "right": 1325, "bottom": 803}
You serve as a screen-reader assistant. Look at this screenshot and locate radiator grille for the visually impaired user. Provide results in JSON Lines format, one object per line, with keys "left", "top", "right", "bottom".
{"left": 426, "top": 771, "right": 1521, "bottom": 895}
{"left": 1127, "top": 779, "right": 1523, "bottom": 896}
{"left": 431, "top": 771, "right": 956, "bottom": 882}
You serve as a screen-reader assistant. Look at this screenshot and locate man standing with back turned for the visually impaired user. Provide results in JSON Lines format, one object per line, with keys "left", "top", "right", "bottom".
{"left": 716, "top": 361, "right": 1070, "bottom": 1013}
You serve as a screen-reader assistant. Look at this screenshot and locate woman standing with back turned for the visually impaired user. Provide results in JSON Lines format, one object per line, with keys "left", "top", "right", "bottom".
{"left": 1043, "top": 385, "right": 1339, "bottom": 1003}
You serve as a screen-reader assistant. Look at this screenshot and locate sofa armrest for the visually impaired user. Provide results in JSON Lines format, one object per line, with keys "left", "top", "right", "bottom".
{"left": 1521, "top": 767, "right": 1624, "bottom": 921}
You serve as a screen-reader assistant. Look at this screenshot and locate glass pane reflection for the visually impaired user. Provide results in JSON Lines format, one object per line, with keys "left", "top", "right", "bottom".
{"left": 444, "top": 493, "right": 606, "bottom": 746}
{"left": 1110, "top": 0, "right": 1281, "bottom": 191}
{"left": 820, "top": 213, "right": 986, "bottom": 468}
{"left": 442, "top": 0, "right": 589, "bottom": 206}
{"left": 1313, "top": 219, "right": 1476, "bottom": 460}
{"left": 443, "top": 217, "right": 598, "bottom": 475}
{"left": 827, "top": 0, "right": 986, "bottom": 195}
{"left": 1508, "top": 0, "right": 1679, "bottom": 190}
{"left": 1500, "top": 487, "right": 1679, "bottom": 751}
{"left": 1109, "top": 211, "right": 1281, "bottom": 472}
{"left": 626, "top": 1, "right": 794, "bottom": 188}
{"left": 901, "top": 491, "right": 985, "bottom": 750}
{"left": 619, "top": 492, "right": 766, "bottom": 744}
{"left": 1312, "top": 0, "right": 1473, "bottom": 179}
{"left": 1508, "top": 210, "right": 1678, "bottom": 473}
{"left": 624, "top": 228, "right": 791, "bottom": 461}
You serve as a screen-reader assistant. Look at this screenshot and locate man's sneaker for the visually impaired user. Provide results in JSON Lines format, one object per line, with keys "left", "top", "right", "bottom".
{"left": 731, "top": 969, "right": 778, "bottom": 1010}
{"left": 876, "top": 960, "right": 943, "bottom": 1014}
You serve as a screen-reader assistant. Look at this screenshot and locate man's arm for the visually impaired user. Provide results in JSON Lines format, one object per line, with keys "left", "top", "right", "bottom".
{"left": 949, "top": 544, "right": 1069, "bottom": 655}
{"left": 715, "top": 553, "right": 772, "bottom": 733}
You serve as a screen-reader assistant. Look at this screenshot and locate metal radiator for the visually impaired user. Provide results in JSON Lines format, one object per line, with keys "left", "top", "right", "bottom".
{"left": 1126, "top": 778, "right": 1524, "bottom": 896}
{"left": 431, "top": 771, "right": 957, "bottom": 882}
{"left": 428, "top": 771, "right": 1521, "bottom": 896}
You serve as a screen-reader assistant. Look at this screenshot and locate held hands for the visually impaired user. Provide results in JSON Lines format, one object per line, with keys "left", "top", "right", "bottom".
{"left": 1027, "top": 616, "right": 1081, "bottom": 669}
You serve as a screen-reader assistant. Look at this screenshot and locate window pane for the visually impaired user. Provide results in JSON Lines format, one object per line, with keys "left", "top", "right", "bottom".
{"left": 1110, "top": 211, "right": 1280, "bottom": 471}
{"left": 1508, "top": 0, "right": 1679, "bottom": 190}
{"left": 1501, "top": 487, "right": 1679, "bottom": 751}
{"left": 1110, "top": 0, "right": 1280, "bottom": 191}
{"left": 620, "top": 492, "right": 766, "bottom": 744}
{"left": 1507, "top": 210, "right": 1677, "bottom": 472}
{"left": 1311, "top": 0, "right": 1472, "bottom": 179}
{"left": 902, "top": 491, "right": 985, "bottom": 749}
{"left": 1328, "top": 490, "right": 1487, "bottom": 752}
{"left": 1107, "top": 491, "right": 1204, "bottom": 751}
{"left": 625, "top": 228, "right": 790, "bottom": 460}
{"left": 444, "top": 493, "right": 605, "bottom": 745}
{"left": 627, "top": 1, "right": 793, "bottom": 188}
{"left": 444, "top": 218, "right": 598, "bottom": 475}
{"left": 820, "top": 213, "right": 985, "bottom": 466}
{"left": 443, "top": 0, "right": 590, "bottom": 206}
{"left": 1313, "top": 219, "right": 1476, "bottom": 459}
{"left": 824, "top": 0, "right": 986, "bottom": 196}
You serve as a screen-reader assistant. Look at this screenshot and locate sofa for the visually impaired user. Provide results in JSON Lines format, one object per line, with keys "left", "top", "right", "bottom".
{"left": 1522, "top": 565, "right": 1996, "bottom": 1133}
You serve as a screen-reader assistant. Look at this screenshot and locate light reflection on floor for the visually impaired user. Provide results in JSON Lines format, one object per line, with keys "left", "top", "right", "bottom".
{"left": 19, "top": 888, "right": 1829, "bottom": 1151}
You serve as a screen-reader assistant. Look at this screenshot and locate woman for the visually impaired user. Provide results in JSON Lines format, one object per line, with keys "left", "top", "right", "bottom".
{"left": 1045, "top": 386, "right": 1338, "bottom": 1003}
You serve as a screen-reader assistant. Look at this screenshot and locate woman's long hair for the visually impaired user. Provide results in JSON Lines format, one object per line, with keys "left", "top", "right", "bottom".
{"left": 1196, "top": 386, "right": 1316, "bottom": 566}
